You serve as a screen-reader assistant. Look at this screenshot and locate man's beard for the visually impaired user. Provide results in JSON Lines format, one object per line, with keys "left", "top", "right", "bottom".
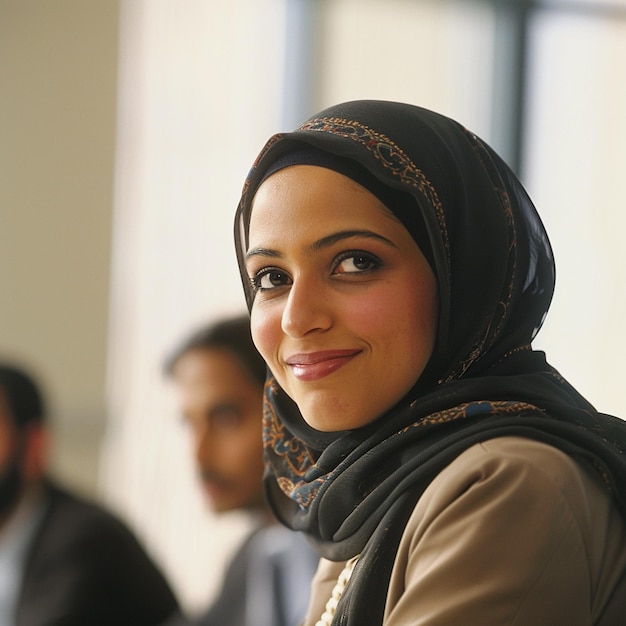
{"left": 0, "top": 456, "right": 23, "bottom": 521}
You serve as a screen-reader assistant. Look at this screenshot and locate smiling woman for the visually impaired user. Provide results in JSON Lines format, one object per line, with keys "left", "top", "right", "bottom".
{"left": 246, "top": 164, "right": 437, "bottom": 432}
{"left": 233, "top": 100, "right": 626, "bottom": 626}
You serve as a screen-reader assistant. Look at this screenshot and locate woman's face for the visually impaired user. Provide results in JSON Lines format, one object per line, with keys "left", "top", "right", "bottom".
{"left": 245, "top": 165, "right": 438, "bottom": 431}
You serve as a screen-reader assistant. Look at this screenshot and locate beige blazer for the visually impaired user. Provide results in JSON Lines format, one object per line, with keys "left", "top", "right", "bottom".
{"left": 303, "top": 437, "right": 626, "bottom": 625}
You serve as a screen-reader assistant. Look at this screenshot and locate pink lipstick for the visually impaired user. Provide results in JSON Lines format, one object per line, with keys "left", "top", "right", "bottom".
{"left": 285, "top": 350, "right": 361, "bottom": 381}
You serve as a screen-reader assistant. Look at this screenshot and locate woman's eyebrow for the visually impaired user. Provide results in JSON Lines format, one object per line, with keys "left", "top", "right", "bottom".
{"left": 245, "top": 246, "right": 281, "bottom": 261}
{"left": 312, "top": 230, "right": 398, "bottom": 251}
{"left": 246, "top": 230, "right": 397, "bottom": 261}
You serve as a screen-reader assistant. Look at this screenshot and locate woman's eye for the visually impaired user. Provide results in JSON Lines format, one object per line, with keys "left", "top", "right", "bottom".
{"left": 334, "top": 252, "right": 381, "bottom": 274}
{"left": 251, "top": 268, "right": 292, "bottom": 292}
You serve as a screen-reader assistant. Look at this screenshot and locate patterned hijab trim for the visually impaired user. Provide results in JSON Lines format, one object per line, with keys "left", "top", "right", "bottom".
{"left": 264, "top": 381, "right": 540, "bottom": 511}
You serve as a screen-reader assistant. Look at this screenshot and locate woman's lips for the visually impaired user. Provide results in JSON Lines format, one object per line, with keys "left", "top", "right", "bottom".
{"left": 285, "top": 350, "right": 361, "bottom": 381}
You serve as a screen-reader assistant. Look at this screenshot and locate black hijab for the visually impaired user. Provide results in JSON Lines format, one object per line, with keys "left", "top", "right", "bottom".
{"left": 234, "top": 100, "right": 626, "bottom": 624}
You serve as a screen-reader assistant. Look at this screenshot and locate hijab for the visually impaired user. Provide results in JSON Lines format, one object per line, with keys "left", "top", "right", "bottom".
{"left": 234, "top": 100, "right": 626, "bottom": 624}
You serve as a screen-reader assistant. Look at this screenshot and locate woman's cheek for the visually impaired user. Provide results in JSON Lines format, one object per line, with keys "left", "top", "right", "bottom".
{"left": 250, "top": 306, "right": 280, "bottom": 369}
{"left": 346, "top": 289, "right": 397, "bottom": 337}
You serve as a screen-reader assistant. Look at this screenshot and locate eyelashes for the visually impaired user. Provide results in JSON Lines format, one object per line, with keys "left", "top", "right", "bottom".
{"left": 248, "top": 250, "right": 383, "bottom": 295}
{"left": 249, "top": 267, "right": 291, "bottom": 293}
{"left": 333, "top": 250, "right": 381, "bottom": 274}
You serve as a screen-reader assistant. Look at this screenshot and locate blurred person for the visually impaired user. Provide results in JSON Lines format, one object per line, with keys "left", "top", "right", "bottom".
{"left": 164, "top": 315, "right": 318, "bottom": 626}
{"left": 0, "top": 363, "right": 179, "bottom": 626}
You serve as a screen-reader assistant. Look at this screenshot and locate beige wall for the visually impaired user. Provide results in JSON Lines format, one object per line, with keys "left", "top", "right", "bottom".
{"left": 101, "top": 0, "right": 288, "bottom": 610}
{"left": 0, "top": 0, "right": 119, "bottom": 495}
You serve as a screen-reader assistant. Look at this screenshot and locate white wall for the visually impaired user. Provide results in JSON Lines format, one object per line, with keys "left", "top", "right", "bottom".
{"left": 525, "top": 9, "right": 626, "bottom": 417}
{"left": 101, "top": 0, "right": 288, "bottom": 612}
{"left": 315, "top": 0, "right": 496, "bottom": 138}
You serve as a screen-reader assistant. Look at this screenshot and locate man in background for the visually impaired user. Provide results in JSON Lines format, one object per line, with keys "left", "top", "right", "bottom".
{"left": 164, "top": 315, "right": 318, "bottom": 626}
{"left": 0, "top": 363, "right": 179, "bottom": 626}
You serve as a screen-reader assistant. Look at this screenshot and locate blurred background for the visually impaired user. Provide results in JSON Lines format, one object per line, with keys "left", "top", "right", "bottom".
{"left": 2, "top": 0, "right": 625, "bottom": 614}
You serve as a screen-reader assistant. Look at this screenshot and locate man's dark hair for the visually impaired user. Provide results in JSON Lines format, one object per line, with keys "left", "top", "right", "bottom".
{"left": 164, "top": 314, "right": 266, "bottom": 387}
{"left": 0, "top": 364, "right": 45, "bottom": 429}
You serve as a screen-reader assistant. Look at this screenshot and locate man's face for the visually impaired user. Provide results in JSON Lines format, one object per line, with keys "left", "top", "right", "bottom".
{"left": 171, "top": 348, "right": 266, "bottom": 513}
{"left": 0, "top": 388, "right": 24, "bottom": 522}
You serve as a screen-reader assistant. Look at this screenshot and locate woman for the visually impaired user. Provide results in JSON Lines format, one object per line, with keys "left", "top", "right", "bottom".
{"left": 233, "top": 100, "right": 626, "bottom": 625}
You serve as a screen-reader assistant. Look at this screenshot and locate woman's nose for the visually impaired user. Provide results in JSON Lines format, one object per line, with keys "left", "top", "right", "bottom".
{"left": 281, "top": 277, "right": 332, "bottom": 338}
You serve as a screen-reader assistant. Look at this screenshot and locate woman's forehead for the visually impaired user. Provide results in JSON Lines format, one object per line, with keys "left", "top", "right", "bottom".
{"left": 249, "top": 166, "right": 401, "bottom": 231}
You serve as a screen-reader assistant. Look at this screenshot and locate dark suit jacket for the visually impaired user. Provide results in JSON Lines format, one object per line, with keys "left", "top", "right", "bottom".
{"left": 14, "top": 481, "right": 179, "bottom": 626}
